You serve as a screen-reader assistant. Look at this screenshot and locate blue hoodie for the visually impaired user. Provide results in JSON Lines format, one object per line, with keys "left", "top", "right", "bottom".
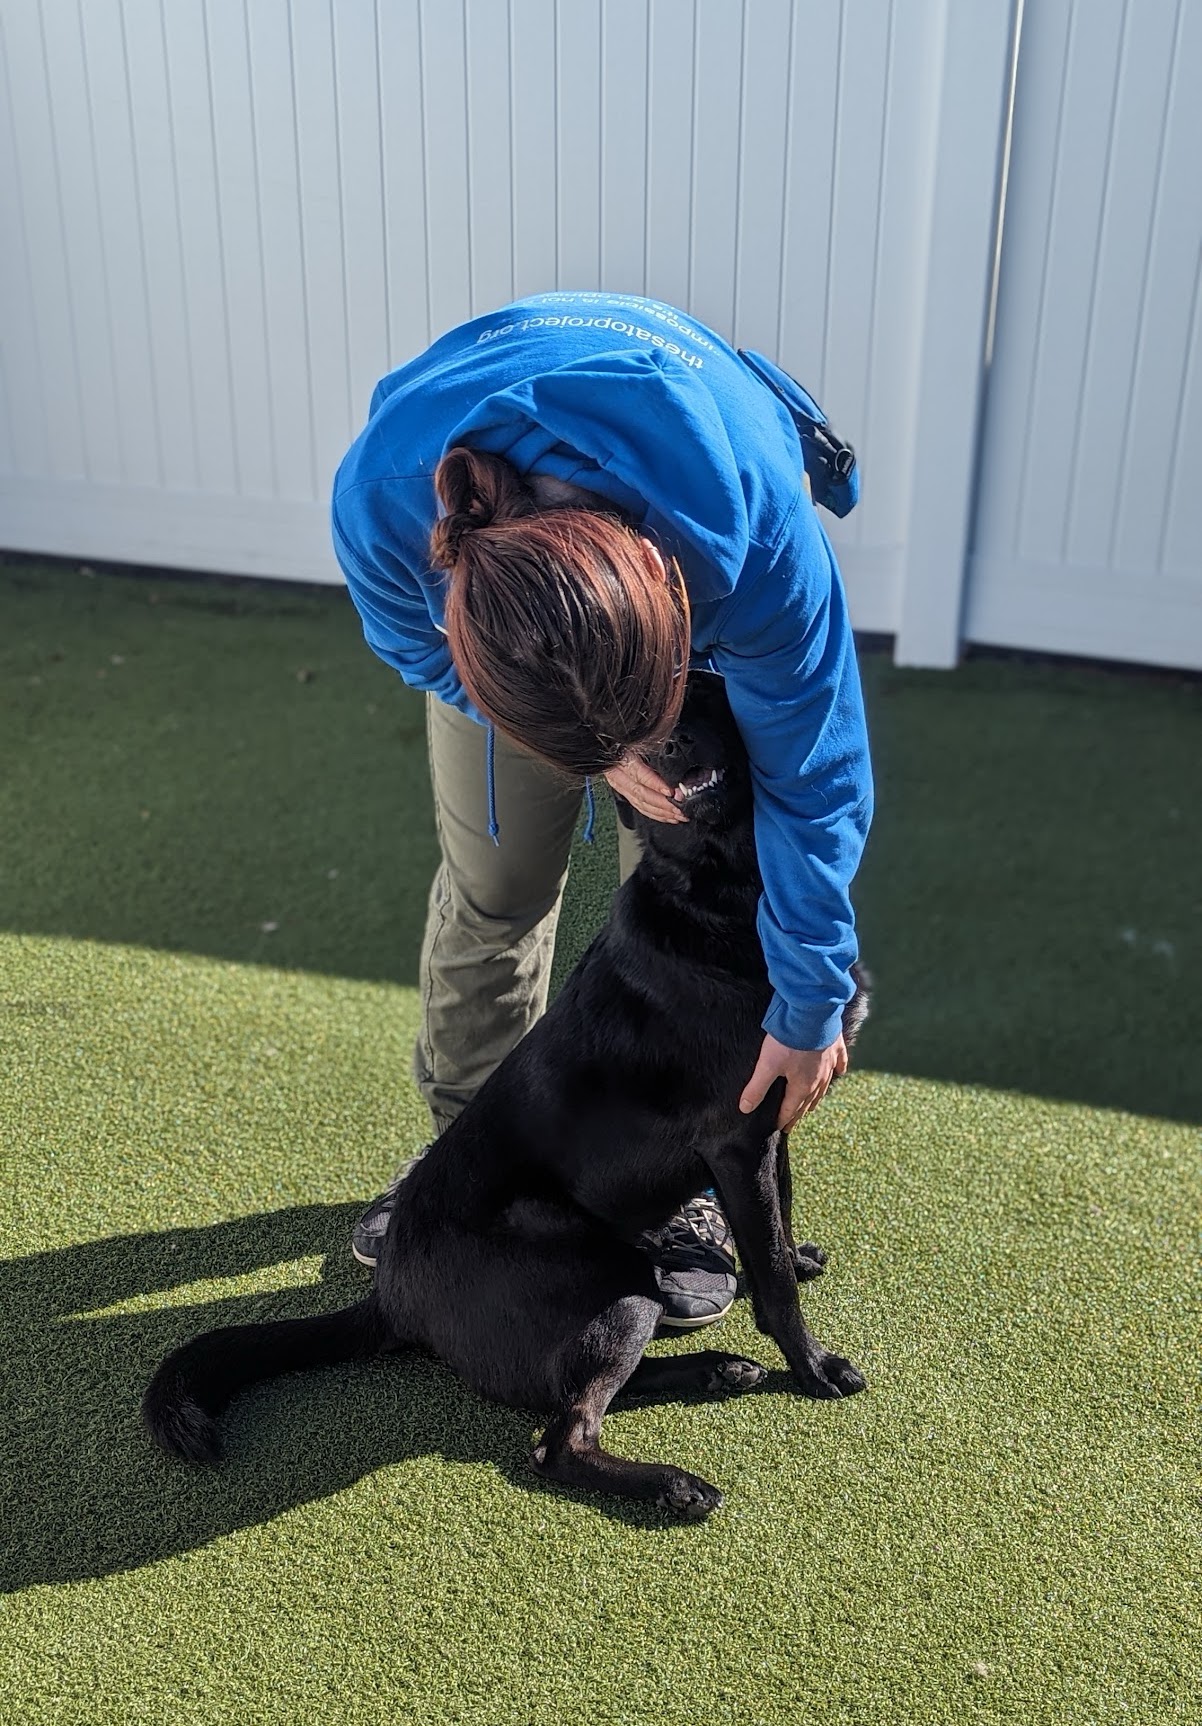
{"left": 330, "top": 291, "right": 873, "bottom": 1053}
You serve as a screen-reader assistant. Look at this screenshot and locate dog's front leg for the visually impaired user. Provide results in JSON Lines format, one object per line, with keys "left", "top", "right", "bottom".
{"left": 709, "top": 1139, "right": 864, "bottom": 1400}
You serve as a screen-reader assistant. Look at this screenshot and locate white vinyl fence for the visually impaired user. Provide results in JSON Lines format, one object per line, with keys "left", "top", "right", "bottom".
{"left": 1, "top": 0, "right": 1198, "bottom": 670}
{"left": 965, "top": 0, "right": 1202, "bottom": 671}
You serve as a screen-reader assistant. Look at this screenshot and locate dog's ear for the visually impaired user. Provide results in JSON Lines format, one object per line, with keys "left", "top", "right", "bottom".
{"left": 611, "top": 791, "right": 637, "bottom": 831}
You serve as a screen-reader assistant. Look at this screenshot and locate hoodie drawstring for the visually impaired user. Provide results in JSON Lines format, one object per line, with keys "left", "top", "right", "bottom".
{"left": 486, "top": 723, "right": 500, "bottom": 846}
{"left": 485, "top": 726, "right": 597, "bottom": 848}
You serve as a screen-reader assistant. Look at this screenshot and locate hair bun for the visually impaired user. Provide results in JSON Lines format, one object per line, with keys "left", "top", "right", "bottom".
{"left": 430, "top": 446, "right": 534, "bottom": 570}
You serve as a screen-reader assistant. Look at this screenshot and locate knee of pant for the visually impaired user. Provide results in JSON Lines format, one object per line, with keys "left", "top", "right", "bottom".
{"left": 441, "top": 872, "right": 565, "bottom": 940}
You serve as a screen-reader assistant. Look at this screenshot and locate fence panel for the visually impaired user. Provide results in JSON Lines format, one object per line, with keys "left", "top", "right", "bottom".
{"left": 966, "top": 0, "right": 1202, "bottom": 670}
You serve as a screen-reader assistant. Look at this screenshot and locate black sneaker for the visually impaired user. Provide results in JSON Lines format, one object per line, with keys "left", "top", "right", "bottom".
{"left": 639, "top": 1194, "right": 737, "bottom": 1329}
{"left": 351, "top": 1155, "right": 425, "bottom": 1269}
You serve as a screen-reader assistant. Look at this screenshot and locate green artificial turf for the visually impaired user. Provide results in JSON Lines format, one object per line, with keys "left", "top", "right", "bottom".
{"left": 1, "top": 558, "right": 1199, "bottom": 1725}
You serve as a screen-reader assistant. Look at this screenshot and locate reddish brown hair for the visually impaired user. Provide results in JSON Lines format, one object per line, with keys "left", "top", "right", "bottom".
{"left": 430, "top": 446, "right": 690, "bottom": 775}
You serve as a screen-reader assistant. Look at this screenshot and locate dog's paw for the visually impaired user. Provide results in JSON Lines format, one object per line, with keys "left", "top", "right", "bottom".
{"left": 705, "top": 1356, "right": 767, "bottom": 1395}
{"left": 792, "top": 1242, "right": 828, "bottom": 1282}
{"left": 656, "top": 1471, "right": 724, "bottom": 1521}
{"left": 792, "top": 1349, "right": 867, "bottom": 1400}
{"left": 822, "top": 1352, "right": 866, "bottom": 1396}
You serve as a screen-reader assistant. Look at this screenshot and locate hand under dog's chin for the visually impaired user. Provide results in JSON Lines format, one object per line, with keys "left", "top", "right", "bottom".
{"left": 672, "top": 785, "right": 730, "bottom": 828}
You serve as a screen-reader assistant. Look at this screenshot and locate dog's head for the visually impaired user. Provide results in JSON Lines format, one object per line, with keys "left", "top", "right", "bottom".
{"left": 612, "top": 671, "right": 755, "bottom": 859}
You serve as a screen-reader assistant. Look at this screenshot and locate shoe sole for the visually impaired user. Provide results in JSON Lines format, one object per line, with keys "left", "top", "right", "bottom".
{"left": 655, "top": 1299, "right": 735, "bottom": 1330}
{"left": 351, "top": 1243, "right": 378, "bottom": 1270}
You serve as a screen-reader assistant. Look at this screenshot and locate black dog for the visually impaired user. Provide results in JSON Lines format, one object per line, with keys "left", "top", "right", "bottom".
{"left": 144, "top": 673, "right": 868, "bottom": 1518}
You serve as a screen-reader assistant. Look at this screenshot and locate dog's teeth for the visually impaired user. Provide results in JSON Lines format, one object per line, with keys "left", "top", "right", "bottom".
{"left": 674, "top": 766, "right": 720, "bottom": 801}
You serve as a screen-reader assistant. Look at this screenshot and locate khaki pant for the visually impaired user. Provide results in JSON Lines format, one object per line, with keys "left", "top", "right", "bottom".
{"left": 413, "top": 696, "right": 642, "bottom": 1133}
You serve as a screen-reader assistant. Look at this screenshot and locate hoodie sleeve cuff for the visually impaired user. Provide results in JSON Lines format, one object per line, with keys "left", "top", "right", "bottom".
{"left": 762, "top": 992, "right": 847, "bottom": 1055}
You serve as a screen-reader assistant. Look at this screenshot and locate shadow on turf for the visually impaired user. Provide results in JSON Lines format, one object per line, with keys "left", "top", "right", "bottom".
{"left": 5, "top": 560, "right": 1201, "bottom": 1123}
{"left": 7, "top": 558, "right": 1199, "bottom": 1124}
{"left": 1, "top": 1202, "right": 755, "bottom": 1591}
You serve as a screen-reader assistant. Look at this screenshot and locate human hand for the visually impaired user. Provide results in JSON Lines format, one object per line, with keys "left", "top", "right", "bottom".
{"left": 603, "top": 754, "right": 688, "bottom": 824}
{"left": 738, "top": 1032, "right": 848, "bottom": 1130}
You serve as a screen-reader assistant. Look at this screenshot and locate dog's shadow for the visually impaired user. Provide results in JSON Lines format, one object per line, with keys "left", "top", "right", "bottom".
{"left": 3, "top": 1203, "right": 755, "bottom": 1592}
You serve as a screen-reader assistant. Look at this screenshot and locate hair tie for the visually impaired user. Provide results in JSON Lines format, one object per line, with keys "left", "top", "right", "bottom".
{"left": 441, "top": 508, "right": 491, "bottom": 564}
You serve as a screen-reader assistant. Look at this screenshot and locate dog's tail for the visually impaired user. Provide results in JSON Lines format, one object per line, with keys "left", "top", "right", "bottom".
{"left": 142, "top": 1298, "right": 388, "bottom": 1464}
{"left": 842, "top": 961, "right": 873, "bottom": 1049}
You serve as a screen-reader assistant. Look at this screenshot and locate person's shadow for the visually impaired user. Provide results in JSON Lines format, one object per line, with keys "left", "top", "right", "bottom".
{"left": 0, "top": 1204, "right": 556, "bottom": 1592}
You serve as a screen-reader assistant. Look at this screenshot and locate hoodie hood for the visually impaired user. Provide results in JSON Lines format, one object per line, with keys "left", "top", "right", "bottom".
{"left": 443, "top": 346, "right": 756, "bottom": 604}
